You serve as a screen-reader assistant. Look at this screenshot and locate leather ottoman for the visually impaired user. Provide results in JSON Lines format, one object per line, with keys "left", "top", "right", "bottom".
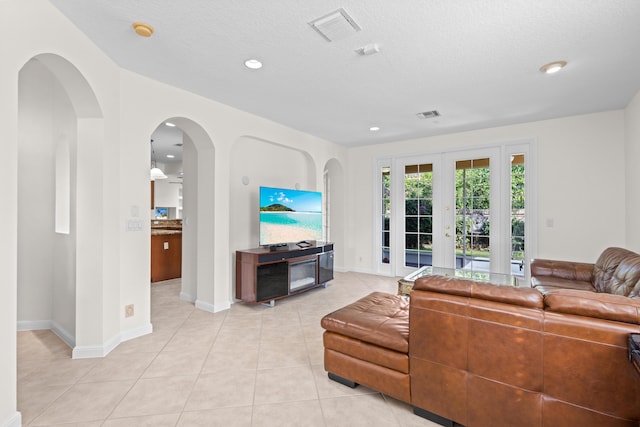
{"left": 320, "top": 291, "right": 410, "bottom": 402}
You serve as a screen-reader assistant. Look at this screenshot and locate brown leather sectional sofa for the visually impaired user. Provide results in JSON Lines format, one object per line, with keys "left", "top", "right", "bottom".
{"left": 410, "top": 275, "right": 640, "bottom": 427}
{"left": 321, "top": 247, "right": 640, "bottom": 427}
{"left": 531, "top": 246, "right": 640, "bottom": 297}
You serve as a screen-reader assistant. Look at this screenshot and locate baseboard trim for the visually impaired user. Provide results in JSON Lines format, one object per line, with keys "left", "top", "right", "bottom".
{"left": 17, "top": 320, "right": 51, "bottom": 331}
{"left": 180, "top": 291, "right": 196, "bottom": 303}
{"left": 347, "top": 266, "right": 376, "bottom": 274}
{"left": 120, "top": 323, "right": 153, "bottom": 343}
{"left": 72, "top": 332, "right": 118, "bottom": 359}
{"left": 19, "top": 320, "right": 153, "bottom": 359}
{"left": 0, "top": 411, "right": 22, "bottom": 427}
{"left": 72, "top": 324, "right": 153, "bottom": 359}
{"left": 51, "top": 321, "right": 76, "bottom": 348}
{"left": 195, "top": 299, "right": 231, "bottom": 313}
{"left": 17, "top": 320, "right": 76, "bottom": 348}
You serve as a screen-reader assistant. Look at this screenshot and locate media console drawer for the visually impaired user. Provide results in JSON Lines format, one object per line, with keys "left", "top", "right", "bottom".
{"left": 236, "top": 243, "right": 334, "bottom": 305}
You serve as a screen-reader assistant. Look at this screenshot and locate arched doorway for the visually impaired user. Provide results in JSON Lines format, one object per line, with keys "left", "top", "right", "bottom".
{"left": 17, "top": 53, "right": 105, "bottom": 358}
{"left": 148, "top": 118, "right": 216, "bottom": 311}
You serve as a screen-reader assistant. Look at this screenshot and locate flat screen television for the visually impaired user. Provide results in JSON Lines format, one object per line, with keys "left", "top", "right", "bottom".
{"left": 259, "top": 186, "right": 323, "bottom": 247}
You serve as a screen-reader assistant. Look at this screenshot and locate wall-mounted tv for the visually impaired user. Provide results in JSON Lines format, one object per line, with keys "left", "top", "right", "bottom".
{"left": 259, "top": 186, "right": 323, "bottom": 247}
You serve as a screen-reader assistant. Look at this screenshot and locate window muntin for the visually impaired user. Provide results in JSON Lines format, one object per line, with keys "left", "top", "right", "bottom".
{"left": 455, "top": 158, "right": 490, "bottom": 271}
{"left": 404, "top": 163, "right": 433, "bottom": 267}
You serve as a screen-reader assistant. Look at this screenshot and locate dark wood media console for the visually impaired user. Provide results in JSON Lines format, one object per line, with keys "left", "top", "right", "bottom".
{"left": 236, "top": 242, "right": 334, "bottom": 305}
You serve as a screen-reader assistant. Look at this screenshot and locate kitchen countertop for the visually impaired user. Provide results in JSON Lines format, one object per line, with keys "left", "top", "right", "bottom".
{"left": 151, "top": 229, "right": 182, "bottom": 236}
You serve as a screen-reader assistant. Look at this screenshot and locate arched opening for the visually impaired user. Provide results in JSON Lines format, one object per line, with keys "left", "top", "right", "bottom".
{"left": 324, "top": 159, "right": 345, "bottom": 271}
{"left": 148, "top": 118, "right": 216, "bottom": 312}
{"left": 17, "top": 53, "right": 104, "bottom": 358}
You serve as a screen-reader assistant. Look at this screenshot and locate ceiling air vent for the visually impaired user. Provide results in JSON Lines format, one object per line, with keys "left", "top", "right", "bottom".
{"left": 309, "top": 8, "right": 361, "bottom": 42}
{"left": 417, "top": 110, "right": 440, "bottom": 119}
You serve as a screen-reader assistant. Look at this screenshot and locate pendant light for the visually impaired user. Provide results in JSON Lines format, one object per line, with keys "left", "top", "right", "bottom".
{"left": 150, "top": 139, "right": 167, "bottom": 181}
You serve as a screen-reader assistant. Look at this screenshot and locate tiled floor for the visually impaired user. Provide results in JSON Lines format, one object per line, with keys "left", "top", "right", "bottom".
{"left": 17, "top": 272, "right": 439, "bottom": 427}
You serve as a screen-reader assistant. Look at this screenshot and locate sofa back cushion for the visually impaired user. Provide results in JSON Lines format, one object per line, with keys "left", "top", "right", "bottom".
{"left": 592, "top": 247, "right": 639, "bottom": 293}
{"left": 413, "top": 275, "right": 543, "bottom": 309}
{"left": 544, "top": 289, "right": 640, "bottom": 324}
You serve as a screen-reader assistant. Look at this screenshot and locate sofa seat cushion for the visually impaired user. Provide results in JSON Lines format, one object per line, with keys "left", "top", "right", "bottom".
{"left": 321, "top": 291, "right": 409, "bottom": 353}
{"left": 544, "top": 289, "right": 640, "bottom": 324}
{"left": 532, "top": 276, "right": 595, "bottom": 294}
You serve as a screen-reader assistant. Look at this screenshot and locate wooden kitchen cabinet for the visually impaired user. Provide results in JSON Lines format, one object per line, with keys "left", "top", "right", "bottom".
{"left": 151, "top": 232, "right": 182, "bottom": 282}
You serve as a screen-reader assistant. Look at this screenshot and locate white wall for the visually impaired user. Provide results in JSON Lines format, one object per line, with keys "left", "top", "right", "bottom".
{"left": 625, "top": 89, "right": 640, "bottom": 253}
{"left": 346, "top": 110, "right": 627, "bottom": 273}
{"left": 1, "top": 1, "right": 346, "bottom": 424}
{"left": 180, "top": 135, "right": 198, "bottom": 302}
{"left": 17, "top": 60, "right": 56, "bottom": 325}
{"left": 51, "top": 77, "right": 78, "bottom": 344}
{"left": 230, "top": 136, "right": 316, "bottom": 253}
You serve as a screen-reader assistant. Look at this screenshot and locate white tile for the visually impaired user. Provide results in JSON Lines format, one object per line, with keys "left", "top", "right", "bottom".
{"left": 16, "top": 273, "right": 420, "bottom": 426}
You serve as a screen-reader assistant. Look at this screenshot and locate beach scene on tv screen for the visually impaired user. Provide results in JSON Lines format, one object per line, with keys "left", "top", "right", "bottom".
{"left": 260, "top": 187, "right": 322, "bottom": 245}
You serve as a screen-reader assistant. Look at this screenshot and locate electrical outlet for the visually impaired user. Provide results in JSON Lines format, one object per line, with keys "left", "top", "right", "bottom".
{"left": 125, "top": 304, "right": 134, "bottom": 318}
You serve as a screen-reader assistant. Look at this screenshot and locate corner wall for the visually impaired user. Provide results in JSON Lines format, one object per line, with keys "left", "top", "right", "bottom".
{"left": 346, "top": 111, "right": 627, "bottom": 273}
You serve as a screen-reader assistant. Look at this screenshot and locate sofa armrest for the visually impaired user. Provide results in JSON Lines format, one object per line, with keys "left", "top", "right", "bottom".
{"left": 530, "top": 258, "right": 594, "bottom": 283}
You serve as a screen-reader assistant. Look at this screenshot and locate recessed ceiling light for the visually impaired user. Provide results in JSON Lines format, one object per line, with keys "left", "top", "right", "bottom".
{"left": 132, "top": 22, "right": 154, "bottom": 37}
{"left": 165, "top": 122, "right": 176, "bottom": 127}
{"left": 540, "top": 61, "right": 567, "bottom": 74}
{"left": 244, "top": 59, "right": 263, "bottom": 69}
{"left": 166, "top": 154, "right": 175, "bottom": 159}
{"left": 369, "top": 126, "right": 380, "bottom": 132}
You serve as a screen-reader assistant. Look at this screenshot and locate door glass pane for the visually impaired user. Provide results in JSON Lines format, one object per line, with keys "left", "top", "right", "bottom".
{"left": 455, "top": 158, "right": 490, "bottom": 271}
{"left": 511, "top": 154, "right": 526, "bottom": 275}
{"left": 382, "top": 166, "right": 391, "bottom": 264}
{"left": 405, "top": 163, "right": 433, "bottom": 268}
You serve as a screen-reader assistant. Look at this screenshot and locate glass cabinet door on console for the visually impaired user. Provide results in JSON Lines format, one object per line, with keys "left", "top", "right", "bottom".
{"left": 256, "top": 262, "right": 288, "bottom": 301}
{"left": 318, "top": 251, "right": 334, "bottom": 284}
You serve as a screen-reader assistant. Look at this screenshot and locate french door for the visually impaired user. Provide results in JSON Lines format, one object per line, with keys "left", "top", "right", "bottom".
{"left": 394, "top": 155, "right": 442, "bottom": 277}
{"left": 442, "top": 148, "right": 503, "bottom": 273}
{"left": 386, "top": 145, "right": 530, "bottom": 278}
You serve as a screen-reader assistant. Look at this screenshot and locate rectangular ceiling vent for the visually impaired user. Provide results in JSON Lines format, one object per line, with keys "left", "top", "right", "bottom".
{"left": 309, "top": 8, "right": 361, "bottom": 42}
{"left": 417, "top": 110, "right": 440, "bottom": 119}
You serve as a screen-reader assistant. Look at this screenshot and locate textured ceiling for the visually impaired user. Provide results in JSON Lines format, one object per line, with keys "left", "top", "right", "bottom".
{"left": 50, "top": 0, "right": 640, "bottom": 149}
